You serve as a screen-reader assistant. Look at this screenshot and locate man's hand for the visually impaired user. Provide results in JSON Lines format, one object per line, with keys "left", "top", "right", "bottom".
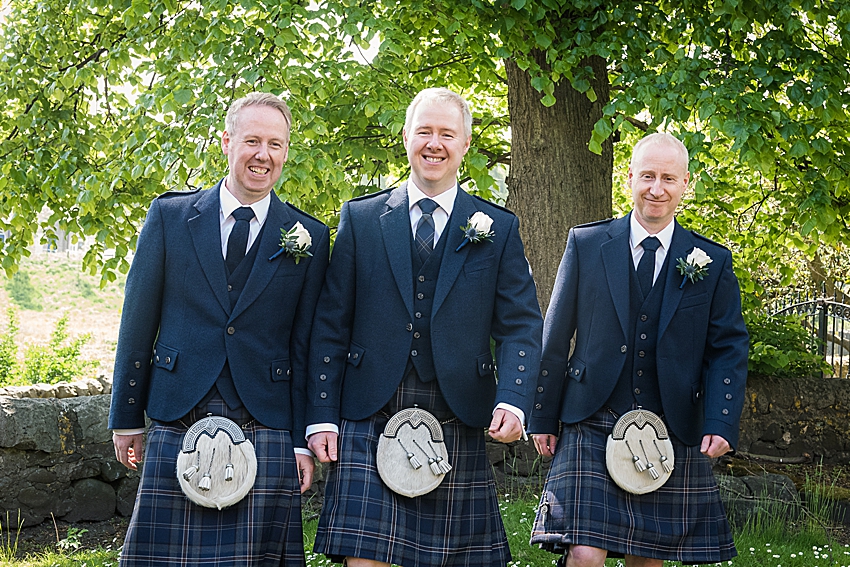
{"left": 532, "top": 434, "right": 558, "bottom": 457}
{"left": 295, "top": 453, "right": 315, "bottom": 493}
{"left": 307, "top": 431, "right": 339, "bottom": 463}
{"left": 488, "top": 409, "right": 523, "bottom": 443}
{"left": 700, "top": 434, "right": 731, "bottom": 458}
{"left": 113, "top": 432, "right": 145, "bottom": 470}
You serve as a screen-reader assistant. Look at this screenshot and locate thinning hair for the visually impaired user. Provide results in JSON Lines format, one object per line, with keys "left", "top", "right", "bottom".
{"left": 225, "top": 92, "right": 292, "bottom": 141}
{"left": 630, "top": 132, "right": 689, "bottom": 171}
{"left": 405, "top": 88, "right": 472, "bottom": 139}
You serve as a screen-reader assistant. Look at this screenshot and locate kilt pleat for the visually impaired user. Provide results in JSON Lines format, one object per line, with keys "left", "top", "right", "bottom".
{"left": 314, "top": 415, "right": 511, "bottom": 567}
{"left": 530, "top": 410, "right": 736, "bottom": 565}
{"left": 120, "top": 421, "right": 305, "bottom": 567}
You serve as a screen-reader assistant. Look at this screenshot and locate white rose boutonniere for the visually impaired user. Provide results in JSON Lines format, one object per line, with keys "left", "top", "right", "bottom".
{"left": 456, "top": 212, "right": 495, "bottom": 252}
{"left": 676, "top": 247, "right": 712, "bottom": 288}
{"left": 269, "top": 221, "right": 313, "bottom": 264}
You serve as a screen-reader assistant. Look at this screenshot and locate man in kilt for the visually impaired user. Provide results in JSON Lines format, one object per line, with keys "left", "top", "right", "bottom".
{"left": 306, "top": 87, "right": 544, "bottom": 567}
{"left": 109, "top": 92, "right": 329, "bottom": 566}
{"left": 529, "top": 132, "right": 749, "bottom": 567}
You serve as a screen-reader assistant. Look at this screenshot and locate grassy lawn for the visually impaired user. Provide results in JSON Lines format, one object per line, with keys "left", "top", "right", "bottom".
{"left": 2, "top": 496, "right": 848, "bottom": 567}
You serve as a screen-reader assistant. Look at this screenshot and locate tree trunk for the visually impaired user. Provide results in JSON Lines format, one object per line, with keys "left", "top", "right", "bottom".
{"left": 506, "top": 53, "right": 613, "bottom": 315}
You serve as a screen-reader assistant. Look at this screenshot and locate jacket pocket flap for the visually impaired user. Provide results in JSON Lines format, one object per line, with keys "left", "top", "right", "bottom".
{"left": 567, "top": 358, "right": 585, "bottom": 382}
{"left": 347, "top": 343, "right": 365, "bottom": 367}
{"left": 271, "top": 358, "right": 291, "bottom": 382}
{"left": 152, "top": 343, "right": 178, "bottom": 371}
{"left": 477, "top": 352, "right": 495, "bottom": 377}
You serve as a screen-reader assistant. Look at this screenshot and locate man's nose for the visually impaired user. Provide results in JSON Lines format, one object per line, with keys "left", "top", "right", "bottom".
{"left": 425, "top": 135, "right": 442, "bottom": 149}
{"left": 254, "top": 144, "right": 270, "bottom": 159}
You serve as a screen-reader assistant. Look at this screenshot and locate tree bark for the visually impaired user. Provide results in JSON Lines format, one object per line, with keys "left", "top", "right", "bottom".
{"left": 506, "top": 53, "right": 613, "bottom": 314}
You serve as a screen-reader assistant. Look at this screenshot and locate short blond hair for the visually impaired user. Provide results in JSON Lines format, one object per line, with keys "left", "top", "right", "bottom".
{"left": 405, "top": 88, "right": 472, "bottom": 139}
{"left": 630, "top": 132, "right": 689, "bottom": 171}
{"left": 225, "top": 92, "right": 292, "bottom": 141}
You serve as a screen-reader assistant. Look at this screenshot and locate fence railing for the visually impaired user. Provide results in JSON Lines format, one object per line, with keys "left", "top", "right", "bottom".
{"left": 769, "top": 284, "right": 850, "bottom": 378}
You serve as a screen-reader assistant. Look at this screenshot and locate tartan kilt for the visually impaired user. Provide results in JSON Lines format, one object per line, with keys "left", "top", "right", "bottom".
{"left": 120, "top": 421, "right": 305, "bottom": 567}
{"left": 530, "top": 409, "right": 736, "bottom": 565}
{"left": 314, "top": 415, "right": 511, "bottom": 566}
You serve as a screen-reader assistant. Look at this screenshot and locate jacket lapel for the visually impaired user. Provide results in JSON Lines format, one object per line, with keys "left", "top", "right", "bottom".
{"left": 380, "top": 184, "right": 414, "bottom": 317}
{"left": 433, "top": 187, "right": 475, "bottom": 316}
{"left": 188, "top": 181, "right": 230, "bottom": 315}
{"left": 601, "top": 215, "right": 631, "bottom": 339}
{"left": 231, "top": 191, "right": 293, "bottom": 320}
{"left": 658, "top": 220, "right": 693, "bottom": 339}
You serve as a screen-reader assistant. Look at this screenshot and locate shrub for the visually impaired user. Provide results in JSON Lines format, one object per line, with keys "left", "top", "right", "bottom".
{"left": 5, "top": 270, "right": 43, "bottom": 311}
{"left": 745, "top": 311, "right": 832, "bottom": 378}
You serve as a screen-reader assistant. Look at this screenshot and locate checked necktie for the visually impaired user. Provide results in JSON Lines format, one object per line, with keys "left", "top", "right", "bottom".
{"left": 415, "top": 198, "right": 438, "bottom": 264}
{"left": 637, "top": 236, "right": 660, "bottom": 297}
{"left": 225, "top": 206, "right": 255, "bottom": 274}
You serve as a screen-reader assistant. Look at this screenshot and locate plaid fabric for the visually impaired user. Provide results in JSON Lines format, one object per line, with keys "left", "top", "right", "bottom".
{"left": 315, "top": 372, "right": 510, "bottom": 566}
{"left": 120, "top": 399, "right": 305, "bottom": 567}
{"left": 530, "top": 409, "right": 736, "bottom": 565}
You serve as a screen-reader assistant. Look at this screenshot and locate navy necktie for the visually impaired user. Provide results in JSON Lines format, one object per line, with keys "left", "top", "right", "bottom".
{"left": 415, "top": 198, "right": 438, "bottom": 264}
{"left": 637, "top": 236, "right": 660, "bottom": 297}
{"left": 226, "top": 207, "right": 255, "bottom": 274}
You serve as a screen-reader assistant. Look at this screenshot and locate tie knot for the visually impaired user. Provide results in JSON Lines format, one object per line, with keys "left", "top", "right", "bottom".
{"left": 641, "top": 236, "right": 660, "bottom": 253}
{"left": 232, "top": 206, "right": 255, "bottom": 222}
{"left": 418, "top": 198, "right": 438, "bottom": 216}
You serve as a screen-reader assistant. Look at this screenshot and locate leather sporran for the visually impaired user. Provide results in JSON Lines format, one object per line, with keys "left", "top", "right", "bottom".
{"left": 176, "top": 415, "right": 257, "bottom": 509}
{"left": 376, "top": 407, "right": 452, "bottom": 497}
{"left": 605, "top": 408, "right": 675, "bottom": 495}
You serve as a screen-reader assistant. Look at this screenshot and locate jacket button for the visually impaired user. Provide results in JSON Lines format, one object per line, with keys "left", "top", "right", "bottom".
{"left": 415, "top": 312, "right": 422, "bottom": 319}
{"left": 541, "top": 370, "right": 548, "bottom": 377}
{"left": 320, "top": 392, "right": 327, "bottom": 399}
{"left": 277, "top": 368, "right": 283, "bottom": 375}
{"left": 537, "top": 386, "right": 544, "bottom": 393}
{"left": 620, "top": 345, "right": 627, "bottom": 353}
{"left": 535, "top": 403, "right": 542, "bottom": 410}
{"left": 287, "top": 369, "right": 291, "bottom": 376}
{"left": 725, "top": 393, "right": 732, "bottom": 400}
{"left": 634, "top": 388, "right": 641, "bottom": 395}
{"left": 320, "top": 374, "right": 327, "bottom": 381}
{"left": 156, "top": 356, "right": 160, "bottom": 362}
{"left": 165, "top": 356, "right": 171, "bottom": 364}
{"left": 640, "top": 333, "right": 647, "bottom": 340}
{"left": 134, "top": 361, "right": 141, "bottom": 369}
{"left": 406, "top": 323, "right": 413, "bottom": 331}
{"left": 417, "top": 293, "right": 424, "bottom": 300}
{"left": 636, "top": 370, "right": 643, "bottom": 376}
{"left": 638, "top": 351, "right": 645, "bottom": 358}
{"left": 519, "top": 350, "right": 526, "bottom": 357}
{"left": 518, "top": 365, "right": 525, "bottom": 371}
{"left": 574, "top": 369, "right": 579, "bottom": 376}
{"left": 640, "top": 315, "right": 648, "bottom": 321}
{"left": 515, "top": 379, "right": 522, "bottom": 385}
{"left": 724, "top": 378, "right": 731, "bottom": 385}
{"left": 324, "top": 356, "right": 330, "bottom": 363}
{"left": 352, "top": 353, "right": 359, "bottom": 359}
{"left": 228, "top": 284, "right": 233, "bottom": 291}
{"left": 722, "top": 408, "right": 729, "bottom": 415}
{"left": 414, "top": 332, "right": 421, "bottom": 338}
{"left": 129, "top": 380, "right": 136, "bottom": 387}
{"left": 418, "top": 275, "right": 425, "bottom": 282}
{"left": 227, "top": 327, "right": 235, "bottom": 335}
{"left": 482, "top": 363, "right": 487, "bottom": 369}
{"left": 411, "top": 350, "right": 418, "bottom": 357}
{"left": 128, "top": 398, "right": 135, "bottom": 404}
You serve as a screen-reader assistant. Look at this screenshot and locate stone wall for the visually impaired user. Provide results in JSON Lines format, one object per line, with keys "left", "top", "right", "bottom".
{"left": 738, "top": 373, "right": 850, "bottom": 463}
{"left": 1, "top": 371, "right": 847, "bottom": 528}
{"left": 0, "top": 378, "right": 139, "bottom": 527}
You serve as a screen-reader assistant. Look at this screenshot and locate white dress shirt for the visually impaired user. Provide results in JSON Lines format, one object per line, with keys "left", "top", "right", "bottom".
{"left": 629, "top": 213, "right": 675, "bottom": 286}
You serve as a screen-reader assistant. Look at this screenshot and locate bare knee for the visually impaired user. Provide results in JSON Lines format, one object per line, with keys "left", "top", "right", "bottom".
{"left": 345, "top": 558, "right": 391, "bottom": 567}
{"left": 625, "top": 555, "right": 663, "bottom": 567}
{"left": 566, "top": 545, "right": 607, "bottom": 567}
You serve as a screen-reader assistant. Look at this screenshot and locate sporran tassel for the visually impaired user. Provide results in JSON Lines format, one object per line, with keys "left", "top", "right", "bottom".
{"left": 436, "top": 456, "right": 452, "bottom": 474}
{"left": 397, "top": 439, "right": 422, "bottom": 469}
{"left": 632, "top": 455, "right": 646, "bottom": 473}
{"left": 225, "top": 463, "right": 234, "bottom": 481}
{"left": 182, "top": 451, "right": 200, "bottom": 480}
{"left": 428, "top": 458, "right": 441, "bottom": 475}
{"left": 660, "top": 455, "right": 672, "bottom": 474}
{"left": 198, "top": 448, "right": 215, "bottom": 490}
{"left": 646, "top": 462, "right": 660, "bottom": 480}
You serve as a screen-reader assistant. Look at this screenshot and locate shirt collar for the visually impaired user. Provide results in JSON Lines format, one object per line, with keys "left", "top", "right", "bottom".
{"left": 629, "top": 212, "right": 674, "bottom": 251}
{"left": 220, "top": 179, "right": 271, "bottom": 225}
{"left": 407, "top": 180, "right": 457, "bottom": 217}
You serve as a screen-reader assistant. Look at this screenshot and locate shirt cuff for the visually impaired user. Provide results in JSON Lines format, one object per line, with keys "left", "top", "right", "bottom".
{"left": 112, "top": 428, "right": 145, "bottom": 436}
{"left": 306, "top": 423, "right": 339, "bottom": 439}
{"left": 494, "top": 403, "right": 528, "bottom": 441}
{"left": 294, "top": 448, "right": 313, "bottom": 457}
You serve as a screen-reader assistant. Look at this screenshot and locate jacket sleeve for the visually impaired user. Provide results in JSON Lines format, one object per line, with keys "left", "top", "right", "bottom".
{"left": 528, "top": 229, "right": 579, "bottom": 435}
{"left": 108, "top": 200, "right": 166, "bottom": 430}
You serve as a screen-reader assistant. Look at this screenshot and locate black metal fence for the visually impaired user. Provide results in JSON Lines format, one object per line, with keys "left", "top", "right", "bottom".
{"left": 769, "top": 284, "right": 850, "bottom": 378}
